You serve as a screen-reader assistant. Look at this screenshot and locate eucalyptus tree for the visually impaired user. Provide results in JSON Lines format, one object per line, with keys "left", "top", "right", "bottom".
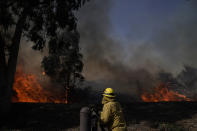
{"left": 0, "top": 0, "right": 88, "bottom": 113}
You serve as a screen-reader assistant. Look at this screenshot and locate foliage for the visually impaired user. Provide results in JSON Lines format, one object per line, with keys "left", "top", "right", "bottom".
{"left": 0, "top": 0, "right": 89, "bottom": 108}
{"left": 0, "top": 0, "right": 89, "bottom": 50}
{"left": 42, "top": 30, "right": 84, "bottom": 87}
{"left": 0, "top": 0, "right": 88, "bottom": 89}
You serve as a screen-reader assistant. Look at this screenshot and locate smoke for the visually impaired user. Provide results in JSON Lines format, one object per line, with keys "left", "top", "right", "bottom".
{"left": 17, "top": 40, "right": 59, "bottom": 93}
{"left": 128, "top": 0, "right": 197, "bottom": 74}
{"left": 18, "top": 40, "right": 44, "bottom": 74}
{"left": 76, "top": 0, "right": 156, "bottom": 96}
{"left": 77, "top": 0, "right": 197, "bottom": 97}
{"left": 16, "top": 0, "right": 197, "bottom": 101}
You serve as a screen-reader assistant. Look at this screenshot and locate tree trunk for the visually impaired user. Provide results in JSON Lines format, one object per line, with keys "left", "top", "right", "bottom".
{"left": 65, "top": 72, "right": 71, "bottom": 103}
{"left": 0, "top": 32, "right": 8, "bottom": 114}
{"left": 0, "top": 8, "right": 28, "bottom": 115}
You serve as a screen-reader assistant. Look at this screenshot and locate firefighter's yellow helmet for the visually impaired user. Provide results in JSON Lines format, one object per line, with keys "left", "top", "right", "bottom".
{"left": 103, "top": 88, "right": 115, "bottom": 97}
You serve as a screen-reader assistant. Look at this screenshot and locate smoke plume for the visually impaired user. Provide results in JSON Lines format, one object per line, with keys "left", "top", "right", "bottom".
{"left": 77, "top": 0, "right": 197, "bottom": 98}
{"left": 16, "top": 0, "right": 197, "bottom": 101}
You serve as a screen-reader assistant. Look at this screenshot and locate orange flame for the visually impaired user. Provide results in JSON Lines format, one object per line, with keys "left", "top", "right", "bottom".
{"left": 141, "top": 83, "right": 191, "bottom": 102}
{"left": 65, "top": 87, "right": 69, "bottom": 104}
{"left": 42, "top": 71, "right": 46, "bottom": 76}
{"left": 12, "top": 66, "right": 68, "bottom": 103}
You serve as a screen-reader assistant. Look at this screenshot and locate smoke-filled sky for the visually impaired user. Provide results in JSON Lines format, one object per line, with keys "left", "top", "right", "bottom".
{"left": 76, "top": 0, "right": 197, "bottom": 93}
{"left": 18, "top": 0, "right": 197, "bottom": 97}
{"left": 109, "top": 0, "right": 197, "bottom": 73}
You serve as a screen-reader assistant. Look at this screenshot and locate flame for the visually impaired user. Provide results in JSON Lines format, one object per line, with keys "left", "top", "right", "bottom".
{"left": 141, "top": 83, "right": 191, "bottom": 102}
{"left": 65, "top": 87, "right": 69, "bottom": 104}
{"left": 42, "top": 71, "right": 46, "bottom": 76}
{"left": 12, "top": 66, "right": 68, "bottom": 103}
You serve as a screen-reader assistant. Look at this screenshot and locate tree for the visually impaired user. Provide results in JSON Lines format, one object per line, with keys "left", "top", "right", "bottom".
{"left": 0, "top": 0, "right": 88, "bottom": 114}
{"left": 42, "top": 30, "right": 84, "bottom": 103}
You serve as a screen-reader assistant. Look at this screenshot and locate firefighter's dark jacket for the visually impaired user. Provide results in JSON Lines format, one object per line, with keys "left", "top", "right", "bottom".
{"left": 100, "top": 96, "right": 127, "bottom": 131}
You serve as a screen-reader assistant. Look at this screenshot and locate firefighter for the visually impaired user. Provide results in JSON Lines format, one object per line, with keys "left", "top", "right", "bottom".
{"left": 100, "top": 88, "right": 127, "bottom": 131}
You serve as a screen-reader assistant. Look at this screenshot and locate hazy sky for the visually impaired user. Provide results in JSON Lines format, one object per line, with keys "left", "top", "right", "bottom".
{"left": 77, "top": 0, "right": 197, "bottom": 78}
{"left": 109, "top": 0, "right": 191, "bottom": 41}
{"left": 18, "top": 0, "right": 197, "bottom": 95}
{"left": 75, "top": 0, "right": 197, "bottom": 94}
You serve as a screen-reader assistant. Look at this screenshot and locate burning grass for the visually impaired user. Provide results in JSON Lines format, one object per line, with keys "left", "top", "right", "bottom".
{"left": 12, "top": 66, "right": 194, "bottom": 103}
{"left": 12, "top": 66, "right": 67, "bottom": 103}
{"left": 141, "top": 83, "right": 191, "bottom": 102}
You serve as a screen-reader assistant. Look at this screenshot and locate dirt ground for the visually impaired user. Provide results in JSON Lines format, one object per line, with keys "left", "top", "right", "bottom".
{"left": 1, "top": 102, "right": 197, "bottom": 131}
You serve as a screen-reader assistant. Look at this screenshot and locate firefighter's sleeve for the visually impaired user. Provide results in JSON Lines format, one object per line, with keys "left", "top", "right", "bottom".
{"left": 100, "top": 103, "right": 111, "bottom": 125}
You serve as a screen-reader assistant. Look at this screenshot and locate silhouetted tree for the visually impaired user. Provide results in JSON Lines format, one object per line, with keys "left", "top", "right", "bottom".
{"left": 0, "top": 0, "right": 88, "bottom": 114}
{"left": 42, "top": 30, "right": 84, "bottom": 103}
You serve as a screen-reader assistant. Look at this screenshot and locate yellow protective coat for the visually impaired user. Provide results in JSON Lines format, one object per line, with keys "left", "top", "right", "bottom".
{"left": 100, "top": 96, "right": 127, "bottom": 131}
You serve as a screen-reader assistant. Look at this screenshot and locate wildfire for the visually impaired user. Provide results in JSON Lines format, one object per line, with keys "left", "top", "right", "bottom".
{"left": 65, "top": 87, "right": 69, "bottom": 104}
{"left": 42, "top": 71, "right": 46, "bottom": 76}
{"left": 12, "top": 66, "right": 68, "bottom": 103}
{"left": 141, "top": 83, "right": 191, "bottom": 102}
